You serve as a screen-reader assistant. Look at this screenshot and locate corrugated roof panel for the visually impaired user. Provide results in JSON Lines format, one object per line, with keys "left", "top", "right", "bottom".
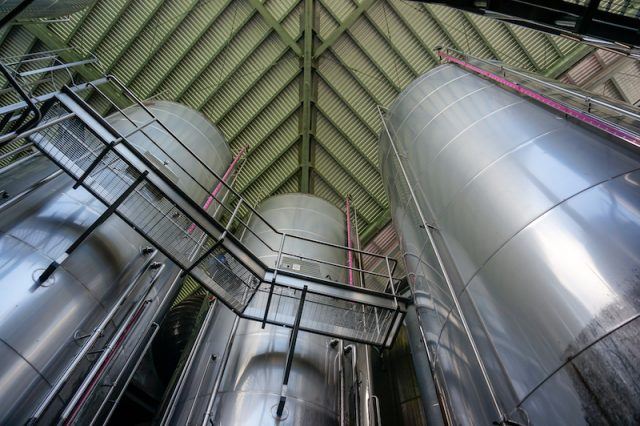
{"left": 509, "top": 25, "right": 559, "bottom": 70}
{"left": 226, "top": 76, "right": 299, "bottom": 148}
{"left": 316, "top": 114, "right": 386, "bottom": 203}
{"left": 94, "top": 0, "right": 163, "bottom": 72}
{"left": 49, "top": 6, "right": 90, "bottom": 43}
{"left": 265, "top": 0, "right": 297, "bottom": 21}
{"left": 279, "top": 0, "right": 302, "bottom": 40}
{"left": 154, "top": 2, "right": 254, "bottom": 100}
{"left": 366, "top": 2, "right": 433, "bottom": 77}
{"left": 613, "top": 61, "right": 640, "bottom": 105}
{"left": 242, "top": 147, "right": 298, "bottom": 205}
{"left": 317, "top": 78, "right": 379, "bottom": 165}
{"left": 392, "top": 2, "right": 457, "bottom": 57}
{"left": 208, "top": 50, "right": 297, "bottom": 122}
{"left": 313, "top": 173, "right": 344, "bottom": 208}
{"left": 331, "top": 35, "right": 398, "bottom": 106}
{"left": 317, "top": 0, "right": 339, "bottom": 39}
{"left": 180, "top": 14, "right": 273, "bottom": 109}
{"left": 214, "top": 37, "right": 295, "bottom": 134}
{"left": 321, "top": 0, "right": 357, "bottom": 22}
{"left": 238, "top": 116, "right": 298, "bottom": 184}
{"left": 348, "top": 16, "right": 416, "bottom": 89}
{"left": 69, "top": 0, "right": 131, "bottom": 53}
{"left": 108, "top": 0, "right": 208, "bottom": 87}
{"left": 467, "top": 14, "right": 531, "bottom": 69}
{"left": 0, "top": 27, "right": 35, "bottom": 58}
{"left": 431, "top": 6, "right": 494, "bottom": 61}
{"left": 315, "top": 145, "right": 382, "bottom": 223}
{"left": 551, "top": 34, "right": 579, "bottom": 55}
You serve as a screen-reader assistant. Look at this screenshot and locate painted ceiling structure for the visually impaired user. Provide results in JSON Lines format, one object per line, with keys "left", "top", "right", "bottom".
{"left": 1, "top": 0, "right": 637, "bottom": 247}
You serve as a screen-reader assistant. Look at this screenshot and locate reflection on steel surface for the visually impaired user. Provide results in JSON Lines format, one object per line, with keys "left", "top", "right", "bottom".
{"left": 0, "top": 100, "right": 232, "bottom": 424}
{"left": 380, "top": 63, "right": 640, "bottom": 425}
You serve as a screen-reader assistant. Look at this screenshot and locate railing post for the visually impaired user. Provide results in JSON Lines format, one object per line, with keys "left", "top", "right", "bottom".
{"left": 276, "top": 285, "right": 307, "bottom": 419}
{"left": 36, "top": 171, "right": 149, "bottom": 285}
{"left": 183, "top": 199, "right": 244, "bottom": 275}
{"left": 262, "top": 232, "right": 286, "bottom": 328}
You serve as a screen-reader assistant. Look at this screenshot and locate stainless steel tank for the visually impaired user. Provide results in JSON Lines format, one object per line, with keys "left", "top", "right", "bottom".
{"left": 0, "top": 0, "right": 95, "bottom": 19}
{"left": 0, "top": 100, "right": 232, "bottom": 424}
{"left": 380, "top": 64, "right": 640, "bottom": 425}
{"left": 163, "top": 194, "right": 351, "bottom": 425}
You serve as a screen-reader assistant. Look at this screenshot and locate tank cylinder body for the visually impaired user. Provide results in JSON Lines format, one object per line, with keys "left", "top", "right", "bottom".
{"left": 380, "top": 64, "right": 640, "bottom": 424}
{"left": 214, "top": 194, "right": 345, "bottom": 425}
{"left": 165, "top": 194, "right": 354, "bottom": 425}
{"left": 0, "top": 101, "right": 231, "bottom": 424}
{"left": 0, "top": 0, "right": 96, "bottom": 19}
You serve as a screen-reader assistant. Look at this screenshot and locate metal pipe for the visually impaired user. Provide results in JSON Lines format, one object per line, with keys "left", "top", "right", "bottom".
{"left": 0, "top": 112, "right": 76, "bottom": 147}
{"left": 437, "top": 49, "right": 640, "bottom": 148}
{"left": 345, "top": 195, "right": 354, "bottom": 286}
{"left": 344, "top": 344, "right": 359, "bottom": 426}
{"left": 200, "top": 315, "right": 240, "bottom": 426}
{"left": 160, "top": 299, "right": 218, "bottom": 426}
{"left": 0, "top": 141, "right": 33, "bottom": 162}
{"left": 353, "top": 207, "right": 374, "bottom": 426}
{"left": 98, "top": 322, "right": 160, "bottom": 426}
{"left": 28, "top": 252, "right": 159, "bottom": 422}
{"left": 59, "top": 263, "right": 168, "bottom": 424}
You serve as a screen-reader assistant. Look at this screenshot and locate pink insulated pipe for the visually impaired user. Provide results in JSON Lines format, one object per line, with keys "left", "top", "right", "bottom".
{"left": 437, "top": 50, "right": 640, "bottom": 149}
{"left": 345, "top": 195, "right": 354, "bottom": 286}
{"left": 187, "top": 146, "right": 247, "bottom": 234}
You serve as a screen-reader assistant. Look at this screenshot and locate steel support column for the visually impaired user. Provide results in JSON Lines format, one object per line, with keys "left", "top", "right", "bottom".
{"left": 299, "top": 0, "right": 317, "bottom": 193}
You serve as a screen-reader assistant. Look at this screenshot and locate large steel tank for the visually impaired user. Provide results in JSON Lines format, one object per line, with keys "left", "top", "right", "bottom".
{"left": 0, "top": 101, "right": 231, "bottom": 424}
{"left": 380, "top": 64, "right": 640, "bottom": 425}
{"left": 0, "top": 0, "right": 95, "bottom": 19}
{"left": 163, "top": 194, "right": 348, "bottom": 425}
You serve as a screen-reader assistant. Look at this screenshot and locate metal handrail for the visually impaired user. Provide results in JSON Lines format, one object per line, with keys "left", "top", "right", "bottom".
{"left": 83, "top": 75, "right": 401, "bottom": 294}
{"left": 440, "top": 47, "right": 640, "bottom": 122}
{"left": 437, "top": 47, "right": 640, "bottom": 150}
{"left": 376, "top": 104, "right": 506, "bottom": 423}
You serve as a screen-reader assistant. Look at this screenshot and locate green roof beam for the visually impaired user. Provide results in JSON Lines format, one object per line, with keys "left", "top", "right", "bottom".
{"left": 314, "top": 0, "right": 377, "bottom": 58}
{"left": 144, "top": 0, "right": 240, "bottom": 99}
{"left": 299, "top": 0, "right": 317, "bottom": 193}
{"left": 248, "top": 0, "right": 302, "bottom": 57}
{"left": 544, "top": 44, "right": 593, "bottom": 79}
{"left": 360, "top": 209, "right": 391, "bottom": 245}
{"left": 23, "top": 23, "right": 130, "bottom": 108}
{"left": 315, "top": 105, "right": 380, "bottom": 173}
{"left": 384, "top": 1, "right": 440, "bottom": 65}
{"left": 192, "top": 1, "right": 300, "bottom": 111}
{"left": 315, "top": 139, "right": 386, "bottom": 209}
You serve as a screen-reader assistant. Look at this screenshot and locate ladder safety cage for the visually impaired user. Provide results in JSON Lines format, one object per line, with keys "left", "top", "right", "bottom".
{"left": 2, "top": 67, "right": 407, "bottom": 348}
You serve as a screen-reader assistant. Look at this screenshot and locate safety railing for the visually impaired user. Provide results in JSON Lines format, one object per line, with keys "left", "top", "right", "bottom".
{"left": 2, "top": 65, "right": 406, "bottom": 347}
{"left": 437, "top": 47, "right": 640, "bottom": 149}
{"left": 82, "top": 75, "right": 404, "bottom": 307}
